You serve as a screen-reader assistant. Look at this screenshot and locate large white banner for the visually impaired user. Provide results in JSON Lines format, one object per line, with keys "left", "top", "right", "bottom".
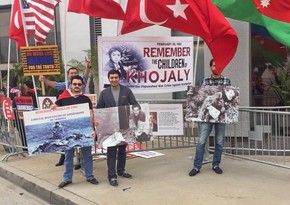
{"left": 98, "top": 36, "right": 194, "bottom": 94}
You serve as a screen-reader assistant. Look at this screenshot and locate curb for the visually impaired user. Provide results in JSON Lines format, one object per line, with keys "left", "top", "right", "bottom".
{"left": 0, "top": 162, "right": 98, "bottom": 205}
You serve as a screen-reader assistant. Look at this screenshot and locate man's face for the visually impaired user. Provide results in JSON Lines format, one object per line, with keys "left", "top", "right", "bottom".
{"left": 68, "top": 69, "right": 78, "bottom": 79}
{"left": 108, "top": 73, "right": 120, "bottom": 87}
{"left": 210, "top": 61, "right": 219, "bottom": 75}
{"left": 149, "top": 114, "right": 154, "bottom": 123}
{"left": 133, "top": 107, "right": 140, "bottom": 116}
{"left": 70, "top": 79, "right": 83, "bottom": 94}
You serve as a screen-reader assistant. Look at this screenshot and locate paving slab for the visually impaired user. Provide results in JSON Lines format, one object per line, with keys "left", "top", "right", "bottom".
{"left": 0, "top": 147, "right": 290, "bottom": 205}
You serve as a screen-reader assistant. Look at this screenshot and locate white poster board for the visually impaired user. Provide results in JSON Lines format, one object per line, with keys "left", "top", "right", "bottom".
{"left": 98, "top": 36, "right": 194, "bottom": 94}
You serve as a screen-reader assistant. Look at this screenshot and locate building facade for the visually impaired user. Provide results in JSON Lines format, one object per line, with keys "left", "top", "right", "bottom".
{"left": 5, "top": 1, "right": 286, "bottom": 107}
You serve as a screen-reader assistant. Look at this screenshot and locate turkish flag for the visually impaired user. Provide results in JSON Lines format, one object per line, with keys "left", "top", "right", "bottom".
{"left": 253, "top": 0, "right": 290, "bottom": 23}
{"left": 67, "top": 0, "right": 126, "bottom": 20}
{"left": 121, "top": 0, "right": 238, "bottom": 74}
{"left": 9, "top": 0, "right": 26, "bottom": 48}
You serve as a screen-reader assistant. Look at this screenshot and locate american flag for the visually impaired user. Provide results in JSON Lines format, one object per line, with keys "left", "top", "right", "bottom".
{"left": 21, "top": 0, "right": 60, "bottom": 44}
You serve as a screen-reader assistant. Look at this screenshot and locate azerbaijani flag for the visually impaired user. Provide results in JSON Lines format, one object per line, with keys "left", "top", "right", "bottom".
{"left": 212, "top": 0, "right": 290, "bottom": 47}
{"left": 251, "top": 25, "right": 287, "bottom": 66}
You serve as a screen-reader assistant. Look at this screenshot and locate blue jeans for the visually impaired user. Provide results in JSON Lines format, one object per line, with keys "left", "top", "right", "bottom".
{"left": 63, "top": 146, "right": 94, "bottom": 182}
{"left": 193, "top": 122, "right": 226, "bottom": 170}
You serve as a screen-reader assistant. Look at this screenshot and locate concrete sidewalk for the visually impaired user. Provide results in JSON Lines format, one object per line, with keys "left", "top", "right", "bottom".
{"left": 0, "top": 147, "right": 290, "bottom": 205}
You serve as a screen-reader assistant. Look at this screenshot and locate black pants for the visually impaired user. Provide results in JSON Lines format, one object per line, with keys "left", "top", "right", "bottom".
{"left": 107, "top": 144, "right": 127, "bottom": 180}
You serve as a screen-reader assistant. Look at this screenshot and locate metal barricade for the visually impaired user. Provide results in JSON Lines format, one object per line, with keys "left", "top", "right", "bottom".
{"left": 3, "top": 101, "right": 290, "bottom": 169}
{"left": 0, "top": 108, "right": 27, "bottom": 161}
{"left": 221, "top": 106, "right": 290, "bottom": 169}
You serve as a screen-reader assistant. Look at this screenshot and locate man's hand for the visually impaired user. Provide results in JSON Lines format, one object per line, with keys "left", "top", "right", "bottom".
{"left": 39, "top": 75, "right": 45, "bottom": 82}
{"left": 50, "top": 103, "right": 58, "bottom": 110}
{"left": 85, "top": 56, "right": 91, "bottom": 68}
{"left": 91, "top": 130, "right": 96, "bottom": 139}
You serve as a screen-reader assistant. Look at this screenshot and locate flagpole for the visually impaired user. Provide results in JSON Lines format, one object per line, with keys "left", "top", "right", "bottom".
{"left": 31, "top": 76, "right": 39, "bottom": 108}
{"left": 116, "top": 0, "right": 126, "bottom": 36}
{"left": 53, "top": 8, "right": 57, "bottom": 45}
{"left": 193, "top": 37, "right": 200, "bottom": 86}
{"left": 6, "top": 38, "right": 11, "bottom": 133}
{"left": 6, "top": 0, "right": 16, "bottom": 133}
{"left": 7, "top": 38, "right": 11, "bottom": 99}
{"left": 61, "top": 0, "right": 68, "bottom": 88}
{"left": 7, "top": 0, "right": 15, "bottom": 98}
{"left": 0, "top": 69, "right": 2, "bottom": 90}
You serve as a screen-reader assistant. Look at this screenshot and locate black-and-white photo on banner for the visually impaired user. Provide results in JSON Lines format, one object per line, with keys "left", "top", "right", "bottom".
{"left": 185, "top": 85, "right": 240, "bottom": 123}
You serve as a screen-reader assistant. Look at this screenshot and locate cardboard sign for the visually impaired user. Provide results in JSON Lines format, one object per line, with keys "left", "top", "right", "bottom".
{"left": 0, "top": 98, "right": 14, "bottom": 120}
{"left": 38, "top": 96, "right": 56, "bottom": 110}
{"left": 14, "top": 96, "right": 34, "bottom": 111}
{"left": 20, "top": 45, "right": 60, "bottom": 76}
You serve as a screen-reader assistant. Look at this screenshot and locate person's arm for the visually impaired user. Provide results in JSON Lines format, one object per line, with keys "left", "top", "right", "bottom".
{"left": 90, "top": 105, "right": 97, "bottom": 138}
{"left": 128, "top": 89, "right": 138, "bottom": 105}
{"left": 96, "top": 91, "right": 105, "bottom": 108}
{"left": 39, "top": 75, "right": 56, "bottom": 88}
{"left": 137, "top": 111, "right": 146, "bottom": 133}
{"left": 84, "top": 56, "right": 92, "bottom": 78}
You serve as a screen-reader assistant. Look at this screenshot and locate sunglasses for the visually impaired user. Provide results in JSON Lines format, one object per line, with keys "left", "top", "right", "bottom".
{"left": 72, "top": 83, "right": 83, "bottom": 86}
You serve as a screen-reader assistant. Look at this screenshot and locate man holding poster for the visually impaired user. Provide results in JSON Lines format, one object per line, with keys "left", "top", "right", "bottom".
{"left": 97, "top": 70, "right": 138, "bottom": 187}
{"left": 51, "top": 75, "right": 98, "bottom": 188}
{"left": 189, "top": 59, "right": 231, "bottom": 177}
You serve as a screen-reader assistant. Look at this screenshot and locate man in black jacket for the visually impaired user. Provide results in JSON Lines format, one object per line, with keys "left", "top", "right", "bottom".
{"left": 97, "top": 70, "right": 138, "bottom": 187}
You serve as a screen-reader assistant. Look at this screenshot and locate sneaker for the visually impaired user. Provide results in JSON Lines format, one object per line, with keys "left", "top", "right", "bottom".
{"left": 74, "top": 164, "right": 81, "bottom": 170}
{"left": 118, "top": 172, "right": 132, "bottom": 178}
{"left": 55, "top": 162, "right": 64, "bottom": 166}
{"left": 189, "top": 168, "right": 200, "bottom": 176}
{"left": 212, "top": 166, "right": 223, "bottom": 174}
{"left": 87, "top": 178, "right": 99, "bottom": 185}
{"left": 58, "top": 181, "right": 72, "bottom": 188}
{"left": 109, "top": 178, "right": 118, "bottom": 187}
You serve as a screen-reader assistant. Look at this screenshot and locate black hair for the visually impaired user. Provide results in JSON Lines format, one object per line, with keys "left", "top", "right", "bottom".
{"left": 67, "top": 67, "right": 79, "bottom": 75}
{"left": 71, "top": 75, "right": 83, "bottom": 84}
{"left": 108, "top": 46, "right": 122, "bottom": 59}
{"left": 108, "top": 69, "right": 121, "bottom": 78}
{"left": 209, "top": 59, "right": 215, "bottom": 67}
{"left": 132, "top": 103, "right": 141, "bottom": 110}
{"left": 24, "top": 80, "right": 34, "bottom": 89}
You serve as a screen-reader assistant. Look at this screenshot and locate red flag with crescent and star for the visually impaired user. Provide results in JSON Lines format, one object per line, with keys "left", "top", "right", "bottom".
{"left": 68, "top": 0, "right": 126, "bottom": 20}
{"left": 121, "top": 0, "right": 238, "bottom": 74}
{"left": 9, "top": 0, "right": 26, "bottom": 48}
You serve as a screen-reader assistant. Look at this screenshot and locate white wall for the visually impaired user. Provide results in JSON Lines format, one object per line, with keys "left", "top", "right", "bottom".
{"left": 59, "top": 2, "right": 90, "bottom": 66}
{"left": 0, "top": 0, "right": 11, "bottom": 5}
{"left": 204, "top": 19, "right": 250, "bottom": 106}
